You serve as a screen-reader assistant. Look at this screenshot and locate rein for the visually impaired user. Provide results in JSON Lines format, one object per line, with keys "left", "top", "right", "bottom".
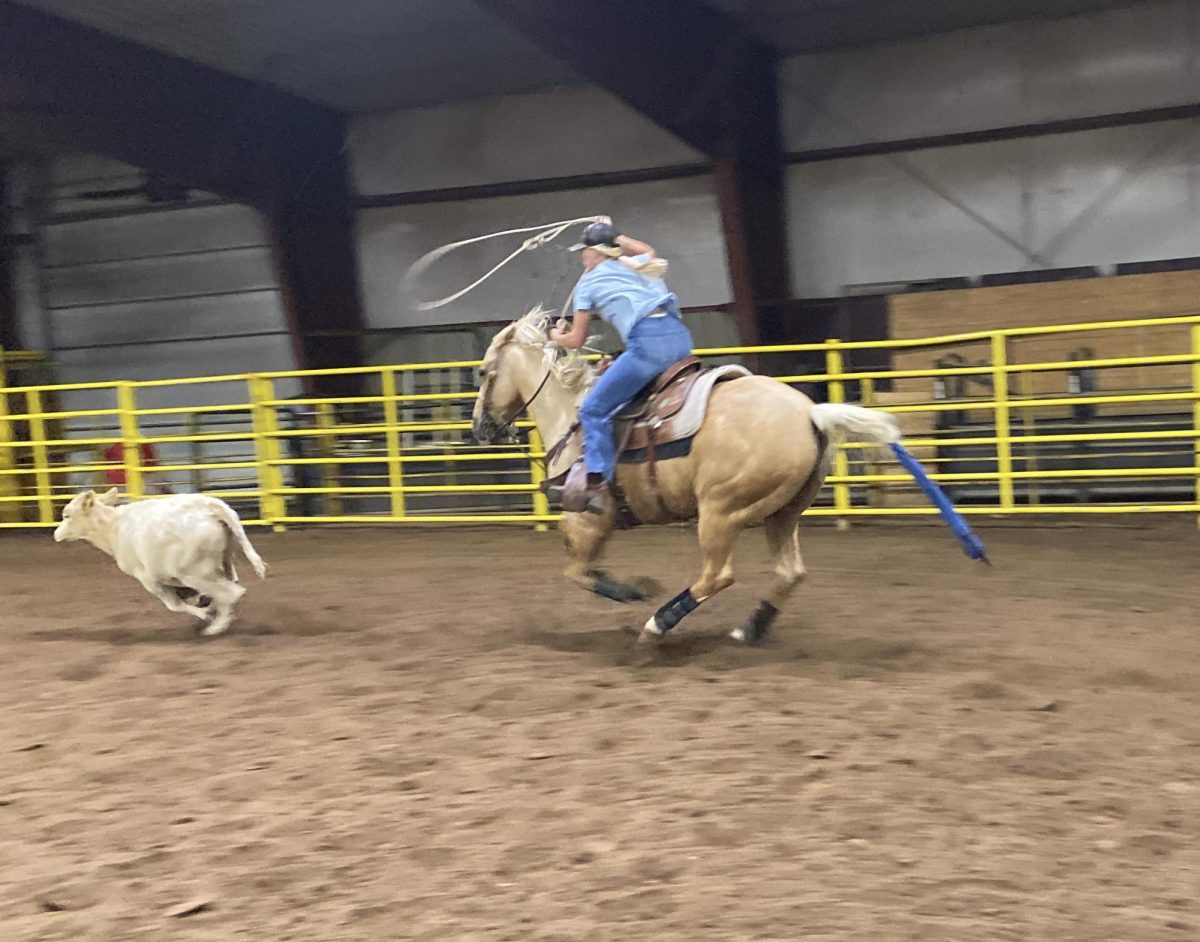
{"left": 479, "top": 318, "right": 606, "bottom": 475}
{"left": 498, "top": 370, "right": 559, "bottom": 475}
{"left": 507, "top": 369, "right": 553, "bottom": 437}
{"left": 480, "top": 364, "right": 554, "bottom": 461}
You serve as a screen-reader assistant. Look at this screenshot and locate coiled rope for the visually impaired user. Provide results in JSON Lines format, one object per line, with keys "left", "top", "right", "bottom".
{"left": 404, "top": 217, "right": 600, "bottom": 312}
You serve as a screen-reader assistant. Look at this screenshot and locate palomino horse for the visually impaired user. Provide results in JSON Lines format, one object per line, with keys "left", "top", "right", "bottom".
{"left": 472, "top": 309, "right": 903, "bottom": 644}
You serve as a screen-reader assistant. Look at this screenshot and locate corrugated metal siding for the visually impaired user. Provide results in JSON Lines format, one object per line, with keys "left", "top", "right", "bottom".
{"left": 786, "top": 119, "right": 1200, "bottom": 297}
{"left": 42, "top": 158, "right": 293, "bottom": 379}
{"left": 357, "top": 175, "right": 732, "bottom": 331}
{"left": 31, "top": 156, "right": 301, "bottom": 496}
{"left": 781, "top": 1, "right": 1199, "bottom": 152}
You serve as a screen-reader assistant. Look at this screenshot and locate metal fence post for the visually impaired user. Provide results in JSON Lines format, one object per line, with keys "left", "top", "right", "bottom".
{"left": 24, "top": 388, "right": 54, "bottom": 523}
{"left": 991, "top": 334, "right": 1015, "bottom": 511}
{"left": 0, "top": 361, "right": 17, "bottom": 522}
{"left": 824, "top": 339, "right": 852, "bottom": 529}
{"left": 264, "top": 379, "right": 288, "bottom": 530}
{"left": 116, "top": 383, "right": 144, "bottom": 502}
{"left": 1019, "top": 370, "right": 1039, "bottom": 507}
{"left": 381, "top": 368, "right": 407, "bottom": 519}
{"left": 313, "top": 402, "right": 342, "bottom": 516}
{"left": 1192, "top": 326, "right": 1200, "bottom": 528}
{"left": 248, "top": 376, "right": 270, "bottom": 525}
{"left": 249, "top": 376, "right": 287, "bottom": 530}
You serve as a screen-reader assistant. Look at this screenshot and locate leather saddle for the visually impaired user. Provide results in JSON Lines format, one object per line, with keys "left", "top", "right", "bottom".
{"left": 541, "top": 355, "right": 749, "bottom": 524}
{"left": 613, "top": 355, "right": 705, "bottom": 455}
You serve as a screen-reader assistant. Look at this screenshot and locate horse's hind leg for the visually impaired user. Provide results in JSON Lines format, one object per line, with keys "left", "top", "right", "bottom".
{"left": 732, "top": 437, "right": 828, "bottom": 644}
{"left": 640, "top": 515, "right": 738, "bottom": 642}
{"left": 732, "top": 505, "right": 806, "bottom": 644}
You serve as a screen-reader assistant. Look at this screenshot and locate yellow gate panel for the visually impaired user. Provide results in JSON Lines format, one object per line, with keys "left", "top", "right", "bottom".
{"left": 3, "top": 314, "right": 1200, "bottom": 529}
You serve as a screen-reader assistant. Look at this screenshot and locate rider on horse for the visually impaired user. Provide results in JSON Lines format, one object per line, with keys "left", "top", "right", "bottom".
{"left": 550, "top": 216, "right": 694, "bottom": 513}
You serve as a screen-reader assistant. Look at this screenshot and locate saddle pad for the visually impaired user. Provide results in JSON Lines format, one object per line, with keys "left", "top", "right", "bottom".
{"left": 631, "top": 364, "right": 751, "bottom": 444}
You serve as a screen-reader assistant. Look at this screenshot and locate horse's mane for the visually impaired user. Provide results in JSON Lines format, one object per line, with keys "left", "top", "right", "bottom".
{"left": 498, "top": 306, "right": 594, "bottom": 392}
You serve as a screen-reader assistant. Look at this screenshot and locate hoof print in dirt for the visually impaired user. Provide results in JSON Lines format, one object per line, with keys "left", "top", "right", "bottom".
{"left": 629, "top": 576, "right": 663, "bottom": 598}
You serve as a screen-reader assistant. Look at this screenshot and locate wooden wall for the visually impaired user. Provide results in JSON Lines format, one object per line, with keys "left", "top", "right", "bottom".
{"left": 885, "top": 271, "right": 1200, "bottom": 411}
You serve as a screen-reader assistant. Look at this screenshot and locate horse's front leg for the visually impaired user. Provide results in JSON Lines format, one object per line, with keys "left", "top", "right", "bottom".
{"left": 560, "top": 510, "right": 647, "bottom": 603}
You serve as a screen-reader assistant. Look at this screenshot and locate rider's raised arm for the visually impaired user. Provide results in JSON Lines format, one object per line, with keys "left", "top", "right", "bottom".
{"left": 550, "top": 310, "right": 591, "bottom": 349}
{"left": 615, "top": 233, "right": 655, "bottom": 259}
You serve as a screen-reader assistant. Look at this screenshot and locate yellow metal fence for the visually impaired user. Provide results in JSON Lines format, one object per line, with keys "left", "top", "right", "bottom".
{"left": 4, "top": 313, "right": 1200, "bottom": 529}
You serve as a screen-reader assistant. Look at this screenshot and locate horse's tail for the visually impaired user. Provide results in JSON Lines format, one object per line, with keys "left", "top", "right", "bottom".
{"left": 810, "top": 403, "right": 900, "bottom": 447}
{"left": 810, "top": 403, "right": 989, "bottom": 563}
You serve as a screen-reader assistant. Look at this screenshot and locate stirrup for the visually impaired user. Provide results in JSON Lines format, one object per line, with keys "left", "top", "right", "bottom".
{"left": 547, "top": 461, "right": 609, "bottom": 515}
{"left": 579, "top": 487, "right": 609, "bottom": 515}
{"left": 548, "top": 483, "right": 608, "bottom": 515}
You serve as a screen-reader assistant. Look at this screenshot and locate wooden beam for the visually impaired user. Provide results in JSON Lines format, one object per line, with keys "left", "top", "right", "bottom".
{"left": 0, "top": 2, "right": 334, "bottom": 213}
{"left": 270, "top": 208, "right": 367, "bottom": 397}
{"left": 476, "top": 0, "right": 768, "bottom": 159}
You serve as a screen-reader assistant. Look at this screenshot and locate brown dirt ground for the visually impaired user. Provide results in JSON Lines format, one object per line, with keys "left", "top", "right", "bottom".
{"left": 1, "top": 520, "right": 1198, "bottom": 941}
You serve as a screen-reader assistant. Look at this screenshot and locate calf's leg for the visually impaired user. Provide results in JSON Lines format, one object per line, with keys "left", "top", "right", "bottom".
{"left": 141, "top": 579, "right": 211, "bottom": 621}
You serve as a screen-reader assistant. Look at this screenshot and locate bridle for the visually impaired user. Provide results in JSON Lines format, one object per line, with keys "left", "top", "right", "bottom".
{"left": 477, "top": 329, "right": 598, "bottom": 473}
{"left": 478, "top": 352, "right": 553, "bottom": 445}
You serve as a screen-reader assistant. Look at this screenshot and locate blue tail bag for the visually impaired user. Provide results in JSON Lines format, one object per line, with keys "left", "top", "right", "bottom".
{"left": 889, "top": 442, "right": 989, "bottom": 564}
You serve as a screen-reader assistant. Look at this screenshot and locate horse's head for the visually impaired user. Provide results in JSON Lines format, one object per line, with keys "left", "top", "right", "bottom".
{"left": 472, "top": 320, "right": 525, "bottom": 444}
{"left": 471, "top": 308, "right": 592, "bottom": 444}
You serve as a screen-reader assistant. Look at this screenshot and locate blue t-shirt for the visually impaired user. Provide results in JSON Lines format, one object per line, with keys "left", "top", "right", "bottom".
{"left": 573, "top": 254, "right": 679, "bottom": 343}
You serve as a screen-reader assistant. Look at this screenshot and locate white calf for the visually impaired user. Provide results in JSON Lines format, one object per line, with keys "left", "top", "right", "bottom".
{"left": 54, "top": 488, "right": 267, "bottom": 636}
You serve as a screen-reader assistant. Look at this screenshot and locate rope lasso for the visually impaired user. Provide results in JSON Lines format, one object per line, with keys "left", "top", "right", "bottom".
{"left": 404, "top": 217, "right": 600, "bottom": 312}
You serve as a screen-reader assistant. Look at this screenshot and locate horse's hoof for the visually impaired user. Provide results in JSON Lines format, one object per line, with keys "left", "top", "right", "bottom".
{"left": 592, "top": 573, "right": 643, "bottom": 604}
{"left": 638, "top": 617, "right": 665, "bottom": 645}
{"left": 735, "top": 602, "right": 778, "bottom": 645}
{"left": 731, "top": 624, "right": 770, "bottom": 645}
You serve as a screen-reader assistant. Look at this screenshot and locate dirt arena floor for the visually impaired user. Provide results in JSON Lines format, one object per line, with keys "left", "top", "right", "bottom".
{"left": 1, "top": 519, "right": 1198, "bottom": 941}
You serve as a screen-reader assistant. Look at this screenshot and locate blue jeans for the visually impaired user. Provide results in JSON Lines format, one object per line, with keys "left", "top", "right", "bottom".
{"left": 579, "top": 315, "right": 694, "bottom": 480}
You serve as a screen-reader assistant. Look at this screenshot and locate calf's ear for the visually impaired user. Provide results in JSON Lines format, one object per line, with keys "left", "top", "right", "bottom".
{"left": 80, "top": 490, "right": 96, "bottom": 509}
{"left": 100, "top": 487, "right": 121, "bottom": 505}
